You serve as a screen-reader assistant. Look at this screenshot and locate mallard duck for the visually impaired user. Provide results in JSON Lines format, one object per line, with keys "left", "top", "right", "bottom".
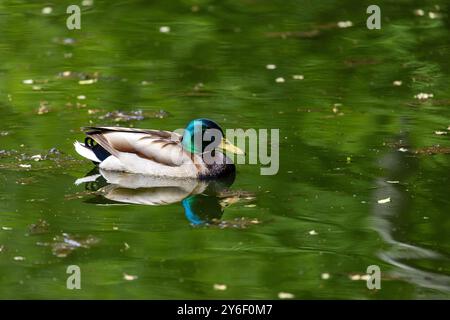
{"left": 74, "top": 119, "right": 243, "bottom": 179}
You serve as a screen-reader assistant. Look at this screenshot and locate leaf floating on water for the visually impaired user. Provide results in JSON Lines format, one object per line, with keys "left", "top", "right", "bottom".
{"left": 123, "top": 273, "right": 138, "bottom": 281}
{"left": 278, "top": 292, "right": 295, "bottom": 299}
{"left": 377, "top": 197, "right": 391, "bottom": 204}
{"left": 213, "top": 284, "right": 227, "bottom": 291}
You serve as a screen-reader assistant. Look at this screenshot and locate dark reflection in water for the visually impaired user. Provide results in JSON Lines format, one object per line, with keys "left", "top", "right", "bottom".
{"left": 77, "top": 168, "right": 237, "bottom": 225}
{"left": 371, "top": 124, "right": 450, "bottom": 293}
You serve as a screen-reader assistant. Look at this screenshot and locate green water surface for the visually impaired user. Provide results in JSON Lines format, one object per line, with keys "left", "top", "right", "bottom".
{"left": 0, "top": 0, "right": 449, "bottom": 299}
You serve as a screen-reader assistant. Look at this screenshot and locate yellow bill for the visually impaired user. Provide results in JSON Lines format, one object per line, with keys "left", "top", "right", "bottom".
{"left": 219, "top": 138, "right": 245, "bottom": 155}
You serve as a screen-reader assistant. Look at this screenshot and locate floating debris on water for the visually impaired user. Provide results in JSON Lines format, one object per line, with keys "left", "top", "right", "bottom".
{"left": 393, "top": 80, "right": 402, "bottom": 86}
{"left": 51, "top": 233, "right": 99, "bottom": 258}
{"left": 98, "top": 109, "right": 169, "bottom": 122}
{"left": 199, "top": 217, "right": 261, "bottom": 229}
{"left": 159, "top": 26, "right": 170, "bottom": 33}
{"left": 292, "top": 74, "right": 304, "bottom": 80}
{"left": 414, "top": 9, "right": 425, "bottom": 16}
{"left": 123, "top": 273, "right": 138, "bottom": 281}
{"left": 428, "top": 12, "right": 439, "bottom": 19}
{"left": 414, "top": 93, "right": 434, "bottom": 100}
{"left": 22, "top": 79, "right": 34, "bottom": 85}
{"left": 213, "top": 284, "right": 227, "bottom": 291}
{"left": 377, "top": 197, "right": 391, "bottom": 204}
{"left": 434, "top": 131, "right": 447, "bottom": 135}
{"left": 275, "top": 77, "right": 285, "bottom": 83}
{"left": 14, "top": 256, "right": 25, "bottom": 261}
{"left": 278, "top": 292, "right": 295, "bottom": 299}
{"left": 337, "top": 20, "right": 353, "bottom": 28}
{"left": 244, "top": 204, "right": 256, "bottom": 208}
{"left": 321, "top": 273, "right": 330, "bottom": 280}
{"left": 82, "top": 0, "right": 94, "bottom": 6}
{"left": 266, "top": 64, "right": 277, "bottom": 70}
{"left": 79, "top": 79, "right": 97, "bottom": 85}
{"left": 28, "top": 219, "right": 50, "bottom": 235}
{"left": 37, "top": 101, "right": 50, "bottom": 115}
{"left": 41, "top": 7, "right": 53, "bottom": 15}
{"left": 77, "top": 95, "right": 86, "bottom": 100}
{"left": 2, "top": 226, "right": 13, "bottom": 231}
{"left": 0, "top": 131, "right": 9, "bottom": 136}
{"left": 386, "top": 180, "right": 400, "bottom": 184}
{"left": 19, "top": 164, "right": 31, "bottom": 169}
{"left": 398, "top": 147, "right": 408, "bottom": 153}
{"left": 349, "top": 274, "right": 370, "bottom": 281}
{"left": 414, "top": 145, "right": 450, "bottom": 155}
{"left": 99, "top": 110, "right": 144, "bottom": 122}
{"left": 309, "top": 230, "right": 318, "bottom": 235}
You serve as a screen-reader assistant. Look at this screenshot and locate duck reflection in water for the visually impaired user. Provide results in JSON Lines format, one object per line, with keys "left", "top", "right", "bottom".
{"left": 75, "top": 168, "right": 247, "bottom": 226}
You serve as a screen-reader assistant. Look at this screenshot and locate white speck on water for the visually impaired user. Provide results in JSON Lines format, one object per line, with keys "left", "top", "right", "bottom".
{"left": 159, "top": 26, "right": 170, "bottom": 33}
{"left": 266, "top": 64, "right": 277, "bottom": 70}
{"left": 321, "top": 273, "right": 330, "bottom": 280}
{"left": 414, "top": 9, "right": 425, "bottom": 16}
{"left": 377, "top": 197, "right": 391, "bottom": 204}
{"left": 213, "top": 284, "right": 227, "bottom": 291}
{"left": 337, "top": 21, "right": 353, "bottom": 28}
{"left": 398, "top": 147, "right": 408, "bottom": 153}
{"left": 14, "top": 256, "right": 25, "bottom": 261}
{"left": 414, "top": 92, "right": 433, "bottom": 100}
{"left": 42, "top": 7, "right": 53, "bottom": 15}
{"left": 79, "top": 79, "right": 97, "bottom": 85}
{"left": 292, "top": 74, "right": 304, "bottom": 80}
{"left": 22, "top": 79, "right": 34, "bottom": 85}
{"left": 244, "top": 204, "right": 256, "bottom": 208}
{"left": 435, "top": 131, "right": 447, "bottom": 135}
{"left": 275, "top": 77, "right": 285, "bottom": 83}
{"left": 82, "top": 0, "right": 94, "bottom": 6}
{"left": 123, "top": 273, "right": 138, "bottom": 281}
{"left": 386, "top": 180, "right": 400, "bottom": 184}
{"left": 309, "top": 230, "right": 318, "bottom": 235}
{"left": 278, "top": 292, "right": 294, "bottom": 299}
{"left": 19, "top": 164, "right": 31, "bottom": 169}
{"left": 428, "top": 11, "right": 438, "bottom": 19}
{"left": 77, "top": 95, "right": 86, "bottom": 100}
{"left": 30, "top": 155, "right": 43, "bottom": 161}
{"left": 2, "top": 226, "right": 13, "bottom": 231}
{"left": 393, "top": 80, "right": 402, "bottom": 86}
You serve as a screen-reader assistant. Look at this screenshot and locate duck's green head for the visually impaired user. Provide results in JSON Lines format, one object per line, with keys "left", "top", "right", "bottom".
{"left": 181, "top": 118, "right": 243, "bottom": 155}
